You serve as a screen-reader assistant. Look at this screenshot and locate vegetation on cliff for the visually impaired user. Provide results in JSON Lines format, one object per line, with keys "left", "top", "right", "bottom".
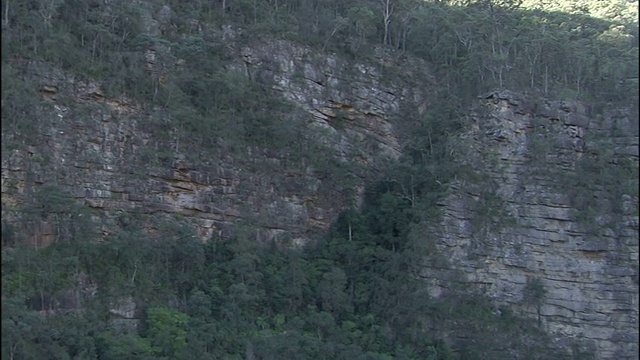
{"left": 1, "top": 0, "right": 637, "bottom": 359}
{"left": 3, "top": 182, "right": 574, "bottom": 359}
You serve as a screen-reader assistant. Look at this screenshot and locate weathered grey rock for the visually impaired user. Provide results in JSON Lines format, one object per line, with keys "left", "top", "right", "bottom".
{"left": 1, "top": 33, "right": 636, "bottom": 360}
{"left": 421, "top": 91, "right": 639, "bottom": 359}
{"left": 1, "top": 38, "right": 435, "bottom": 250}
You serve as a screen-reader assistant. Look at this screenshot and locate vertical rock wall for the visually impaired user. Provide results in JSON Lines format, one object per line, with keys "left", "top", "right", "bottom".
{"left": 2, "top": 34, "right": 637, "bottom": 358}
{"left": 1, "top": 40, "right": 432, "bottom": 245}
{"left": 421, "top": 90, "right": 639, "bottom": 359}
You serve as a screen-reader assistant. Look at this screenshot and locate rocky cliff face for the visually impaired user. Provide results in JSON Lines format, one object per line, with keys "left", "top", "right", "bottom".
{"left": 1, "top": 37, "right": 431, "bottom": 245}
{"left": 420, "top": 90, "right": 639, "bottom": 359}
{"left": 2, "top": 32, "right": 638, "bottom": 360}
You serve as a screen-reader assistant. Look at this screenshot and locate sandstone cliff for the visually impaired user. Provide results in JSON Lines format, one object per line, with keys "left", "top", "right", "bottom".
{"left": 2, "top": 32, "right": 638, "bottom": 360}
{"left": 420, "top": 90, "right": 639, "bottom": 359}
{"left": 1, "top": 36, "right": 433, "bottom": 244}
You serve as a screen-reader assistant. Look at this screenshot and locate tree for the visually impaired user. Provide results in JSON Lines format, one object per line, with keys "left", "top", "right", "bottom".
{"left": 145, "top": 307, "right": 189, "bottom": 358}
{"left": 379, "top": 0, "right": 394, "bottom": 46}
{"left": 523, "top": 277, "right": 547, "bottom": 326}
{"left": 318, "top": 267, "right": 350, "bottom": 316}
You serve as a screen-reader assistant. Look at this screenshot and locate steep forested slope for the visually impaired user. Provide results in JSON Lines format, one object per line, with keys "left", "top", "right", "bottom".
{"left": 2, "top": 0, "right": 638, "bottom": 359}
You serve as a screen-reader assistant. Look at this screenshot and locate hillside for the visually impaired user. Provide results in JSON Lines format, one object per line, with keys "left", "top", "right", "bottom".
{"left": 1, "top": 0, "right": 638, "bottom": 359}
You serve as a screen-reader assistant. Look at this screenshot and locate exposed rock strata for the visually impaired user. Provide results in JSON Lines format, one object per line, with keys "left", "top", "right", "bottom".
{"left": 421, "top": 90, "right": 639, "bottom": 359}
{"left": 1, "top": 40, "right": 637, "bottom": 359}
{"left": 1, "top": 41, "right": 431, "bottom": 245}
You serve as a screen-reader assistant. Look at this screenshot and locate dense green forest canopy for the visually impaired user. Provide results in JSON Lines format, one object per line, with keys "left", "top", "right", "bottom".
{"left": 1, "top": 0, "right": 637, "bottom": 107}
{"left": 1, "top": 0, "right": 637, "bottom": 359}
{"left": 2, "top": 184, "right": 578, "bottom": 359}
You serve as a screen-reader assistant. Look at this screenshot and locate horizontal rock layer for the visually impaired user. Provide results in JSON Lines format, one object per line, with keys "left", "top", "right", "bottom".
{"left": 422, "top": 90, "right": 639, "bottom": 359}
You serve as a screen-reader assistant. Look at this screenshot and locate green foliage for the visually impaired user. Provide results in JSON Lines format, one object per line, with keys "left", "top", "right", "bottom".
{"left": 144, "top": 307, "right": 189, "bottom": 358}
{"left": 528, "top": 114, "right": 639, "bottom": 236}
{"left": 2, "top": 192, "right": 577, "bottom": 359}
{"left": 1, "top": 1, "right": 630, "bottom": 359}
{"left": 523, "top": 277, "right": 547, "bottom": 325}
{"left": 1, "top": 220, "right": 17, "bottom": 247}
{"left": 98, "top": 332, "right": 156, "bottom": 360}
{"left": 572, "top": 141, "right": 639, "bottom": 213}
{"left": 471, "top": 186, "right": 513, "bottom": 236}
{"left": 5, "top": 0, "right": 635, "bottom": 123}
{"left": 1, "top": 63, "right": 45, "bottom": 145}
{"left": 528, "top": 123, "right": 639, "bottom": 232}
{"left": 2, "top": 293, "right": 106, "bottom": 360}
{"left": 18, "top": 184, "right": 97, "bottom": 248}
{"left": 426, "top": 294, "right": 570, "bottom": 359}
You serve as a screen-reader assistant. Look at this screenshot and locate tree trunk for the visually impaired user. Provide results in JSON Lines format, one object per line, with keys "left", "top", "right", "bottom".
{"left": 380, "top": 0, "right": 393, "bottom": 46}
{"left": 4, "top": 0, "right": 9, "bottom": 28}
